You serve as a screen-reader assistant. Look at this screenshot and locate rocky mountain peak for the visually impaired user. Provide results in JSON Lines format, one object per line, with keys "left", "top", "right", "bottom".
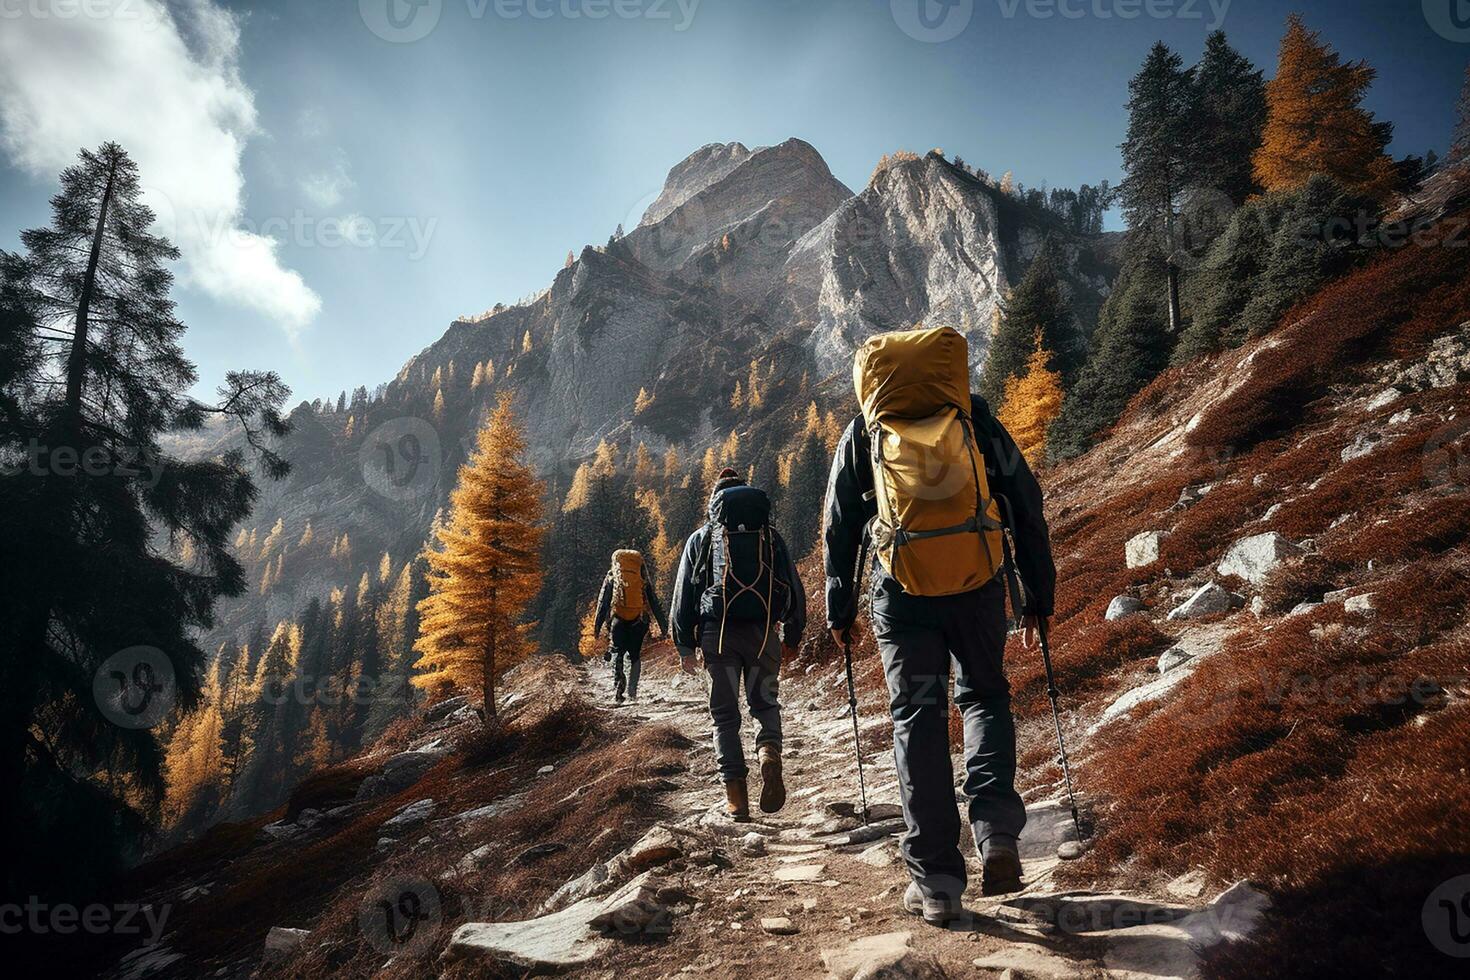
{"left": 639, "top": 141, "right": 753, "bottom": 227}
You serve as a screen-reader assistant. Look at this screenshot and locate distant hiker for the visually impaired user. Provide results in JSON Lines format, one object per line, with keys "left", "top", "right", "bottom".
{"left": 824, "top": 326, "right": 1056, "bottom": 926}
{"left": 670, "top": 468, "right": 806, "bottom": 822}
{"left": 593, "top": 549, "right": 668, "bottom": 704}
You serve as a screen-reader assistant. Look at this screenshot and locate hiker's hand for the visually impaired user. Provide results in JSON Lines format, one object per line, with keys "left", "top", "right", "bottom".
{"left": 678, "top": 652, "right": 699, "bottom": 676}
{"left": 830, "top": 627, "right": 851, "bottom": 647}
{"left": 782, "top": 644, "right": 798, "bottom": 662}
{"left": 1022, "top": 615, "right": 1050, "bottom": 649}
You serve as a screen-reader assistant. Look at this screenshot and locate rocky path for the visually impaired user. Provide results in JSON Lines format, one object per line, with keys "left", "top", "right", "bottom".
{"left": 448, "top": 658, "right": 1268, "bottom": 979}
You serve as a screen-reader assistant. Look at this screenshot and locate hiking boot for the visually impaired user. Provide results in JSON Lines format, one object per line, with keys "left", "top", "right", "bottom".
{"left": 724, "top": 780, "right": 750, "bottom": 822}
{"left": 901, "top": 881, "right": 966, "bottom": 927}
{"left": 980, "top": 834, "right": 1024, "bottom": 896}
{"left": 757, "top": 743, "right": 786, "bottom": 814}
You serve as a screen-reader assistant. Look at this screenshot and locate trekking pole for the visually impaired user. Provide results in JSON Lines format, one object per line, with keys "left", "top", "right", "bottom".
{"left": 841, "top": 533, "right": 872, "bottom": 825}
{"left": 1035, "top": 616, "right": 1085, "bottom": 847}
{"left": 842, "top": 635, "right": 870, "bottom": 826}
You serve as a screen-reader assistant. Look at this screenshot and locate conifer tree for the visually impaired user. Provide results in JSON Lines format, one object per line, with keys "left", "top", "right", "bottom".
{"left": 997, "top": 337, "right": 1064, "bottom": 467}
{"left": 0, "top": 143, "right": 289, "bottom": 901}
{"left": 979, "top": 239, "right": 1076, "bottom": 405}
{"left": 1119, "top": 42, "right": 1196, "bottom": 334}
{"left": 1192, "top": 31, "right": 1267, "bottom": 204}
{"left": 1253, "top": 15, "right": 1397, "bottom": 201}
{"left": 413, "top": 395, "right": 544, "bottom": 711}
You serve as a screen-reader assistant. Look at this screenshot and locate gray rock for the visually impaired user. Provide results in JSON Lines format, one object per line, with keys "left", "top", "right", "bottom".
{"left": 1288, "top": 602, "right": 1322, "bottom": 617}
{"left": 1125, "top": 531, "right": 1168, "bottom": 569}
{"left": 294, "top": 808, "right": 323, "bottom": 829}
{"left": 1105, "top": 596, "right": 1146, "bottom": 621}
{"left": 423, "top": 694, "right": 469, "bottom": 723}
{"left": 1157, "top": 648, "right": 1194, "bottom": 674}
{"left": 1217, "top": 532, "right": 1303, "bottom": 586}
{"left": 738, "top": 832, "right": 767, "bottom": 857}
{"left": 1168, "top": 582, "right": 1235, "bottom": 621}
{"left": 622, "top": 825, "right": 682, "bottom": 873}
{"left": 456, "top": 844, "right": 494, "bottom": 874}
{"left": 1342, "top": 431, "right": 1379, "bottom": 461}
{"left": 1365, "top": 388, "right": 1401, "bottom": 411}
{"left": 761, "top": 916, "right": 799, "bottom": 935}
{"left": 1250, "top": 595, "right": 1267, "bottom": 617}
{"left": 1344, "top": 592, "right": 1377, "bottom": 615}
{"left": 821, "top": 931, "right": 946, "bottom": 980}
{"left": 355, "top": 743, "right": 450, "bottom": 801}
{"left": 262, "top": 926, "right": 309, "bottom": 967}
{"left": 447, "top": 872, "right": 669, "bottom": 969}
{"left": 381, "top": 798, "right": 436, "bottom": 830}
{"left": 257, "top": 820, "right": 300, "bottom": 843}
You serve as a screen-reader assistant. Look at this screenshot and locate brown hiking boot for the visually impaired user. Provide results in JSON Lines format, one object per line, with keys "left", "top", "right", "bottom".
{"left": 757, "top": 744, "right": 786, "bottom": 814}
{"left": 980, "top": 834, "right": 1024, "bottom": 896}
{"left": 724, "top": 780, "right": 750, "bottom": 822}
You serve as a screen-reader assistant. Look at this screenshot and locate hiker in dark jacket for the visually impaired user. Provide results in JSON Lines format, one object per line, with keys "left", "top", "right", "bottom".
{"left": 824, "top": 391, "right": 1056, "bottom": 925}
{"left": 670, "top": 468, "right": 806, "bottom": 821}
{"left": 593, "top": 553, "right": 668, "bottom": 704}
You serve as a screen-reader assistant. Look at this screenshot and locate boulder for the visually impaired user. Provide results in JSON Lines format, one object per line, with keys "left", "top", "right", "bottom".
{"left": 381, "top": 798, "right": 436, "bottom": 831}
{"left": 1344, "top": 592, "right": 1377, "bottom": 615}
{"left": 1365, "top": 388, "right": 1401, "bottom": 411}
{"left": 355, "top": 743, "right": 450, "bottom": 801}
{"left": 820, "top": 931, "right": 946, "bottom": 980}
{"left": 761, "top": 916, "right": 798, "bottom": 935}
{"left": 624, "top": 826, "right": 682, "bottom": 873}
{"left": 456, "top": 844, "right": 494, "bottom": 875}
{"left": 257, "top": 820, "right": 300, "bottom": 843}
{"left": 447, "top": 872, "right": 668, "bottom": 969}
{"left": 738, "top": 832, "right": 767, "bottom": 857}
{"left": 856, "top": 840, "right": 898, "bottom": 868}
{"left": 1288, "top": 602, "right": 1322, "bottom": 617}
{"left": 294, "top": 808, "right": 323, "bottom": 829}
{"left": 1167, "top": 583, "right": 1234, "bottom": 621}
{"left": 1217, "top": 532, "right": 1303, "bottom": 586}
{"left": 1157, "top": 648, "right": 1193, "bottom": 674}
{"left": 1125, "top": 531, "right": 1168, "bottom": 569}
{"left": 262, "top": 926, "right": 309, "bottom": 967}
{"left": 423, "top": 694, "right": 469, "bottom": 724}
{"left": 1341, "top": 430, "right": 1382, "bottom": 462}
{"left": 1105, "top": 596, "right": 1145, "bottom": 621}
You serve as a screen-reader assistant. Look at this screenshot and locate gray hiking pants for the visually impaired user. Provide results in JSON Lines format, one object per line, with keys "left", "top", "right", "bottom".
{"left": 872, "top": 575, "right": 1026, "bottom": 901}
{"left": 609, "top": 618, "right": 647, "bottom": 699}
{"left": 701, "top": 620, "right": 782, "bottom": 782}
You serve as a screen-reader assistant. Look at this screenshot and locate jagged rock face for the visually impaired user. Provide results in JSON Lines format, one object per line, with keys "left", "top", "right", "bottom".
{"left": 639, "top": 141, "right": 752, "bottom": 227}
{"left": 779, "top": 154, "right": 1110, "bottom": 379}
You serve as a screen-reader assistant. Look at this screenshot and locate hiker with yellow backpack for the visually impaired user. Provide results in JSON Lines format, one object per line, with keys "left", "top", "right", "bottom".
{"left": 823, "top": 326, "right": 1057, "bottom": 927}
{"left": 669, "top": 468, "right": 806, "bottom": 822}
{"left": 593, "top": 549, "right": 668, "bottom": 704}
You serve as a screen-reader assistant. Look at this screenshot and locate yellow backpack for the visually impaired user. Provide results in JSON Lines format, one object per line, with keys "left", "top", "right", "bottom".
{"left": 611, "top": 550, "right": 646, "bottom": 621}
{"left": 853, "top": 326, "right": 1005, "bottom": 597}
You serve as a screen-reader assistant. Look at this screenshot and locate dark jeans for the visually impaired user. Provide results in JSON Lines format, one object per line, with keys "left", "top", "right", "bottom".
{"left": 871, "top": 575, "right": 1026, "bottom": 901}
{"left": 609, "top": 618, "right": 647, "bottom": 699}
{"left": 700, "top": 620, "right": 782, "bottom": 782}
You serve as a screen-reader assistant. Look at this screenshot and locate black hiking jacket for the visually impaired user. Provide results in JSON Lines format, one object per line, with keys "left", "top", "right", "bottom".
{"left": 824, "top": 394, "right": 1056, "bottom": 630}
{"left": 593, "top": 565, "right": 669, "bottom": 637}
{"left": 669, "top": 478, "right": 807, "bottom": 656}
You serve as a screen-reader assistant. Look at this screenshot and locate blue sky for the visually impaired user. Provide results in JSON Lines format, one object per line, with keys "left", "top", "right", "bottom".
{"left": 0, "top": 0, "right": 1465, "bottom": 403}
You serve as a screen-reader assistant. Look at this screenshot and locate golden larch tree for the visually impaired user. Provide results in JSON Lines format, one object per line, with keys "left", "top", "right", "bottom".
{"left": 1253, "top": 15, "right": 1397, "bottom": 201}
{"left": 996, "top": 337, "right": 1065, "bottom": 468}
{"left": 412, "top": 395, "right": 544, "bottom": 711}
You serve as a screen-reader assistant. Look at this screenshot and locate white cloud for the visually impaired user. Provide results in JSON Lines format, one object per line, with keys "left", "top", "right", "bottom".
{"left": 0, "top": 0, "right": 321, "bottom": 334}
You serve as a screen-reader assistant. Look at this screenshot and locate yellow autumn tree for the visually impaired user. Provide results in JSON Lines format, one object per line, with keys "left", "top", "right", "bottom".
{"left": 1253, "top": 15, "right": 1397, "bottom": 202}
{"left": 634, "top": 386, "right": 654, "bottom": 414}
{"left": 730, "top": 379, "right": 744, "bottom": 410}
{"left": 413, "top": 395, "right": 544, "bottom": 711}
{"left": 996, "top": 337, "right": 1064, "bottom": 468}
{"left": 471, "top": 362, "right": 485, "bottom": 388}
{"left": 662, "top": 445, "right": 682, "bottom": 482}
{"left": 700, "top": 445, "right": 720, "bottom": 488}
{"left": 746, "top": 359, "right": 765, "bottom": 409}
{"left": 721, "top": 429, "right": 740, "bottom": 466}
{"left": 432, "top": 388, "right": 446, "bottom": 422}
{"left": 632, "top": 442, "right": 657, "bottom": 485}
{"left": 563, "top": 462, "right": 593, "bottom": 512}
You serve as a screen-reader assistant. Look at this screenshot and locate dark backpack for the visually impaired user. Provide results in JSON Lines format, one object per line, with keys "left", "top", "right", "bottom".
{"left": 701, "top": 485, "right": 784, "bottom": 624}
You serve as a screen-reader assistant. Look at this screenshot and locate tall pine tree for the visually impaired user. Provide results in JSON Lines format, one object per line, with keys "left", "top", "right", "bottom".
{"left": 979, "top": 238, "right": 1076, "bottom": 405}
{"left": 0, "top": 143, "right": 289, "bottom": 906}
{"left": 1252, "top": 15, "right": 1397, "bottom": 202}
{"left": 413, "top": 395, "right": 544, "bottom": 711}
{"left": 1119, "top": 42, "right": 1196, "bottom": 335}
{"left": 1191, "top": 31, "right": 1267, "bottom": 204}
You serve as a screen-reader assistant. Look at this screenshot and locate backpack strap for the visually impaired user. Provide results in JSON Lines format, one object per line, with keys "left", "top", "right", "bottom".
{"left": 993, "top": 492, "right": 1027, "bottom": 627}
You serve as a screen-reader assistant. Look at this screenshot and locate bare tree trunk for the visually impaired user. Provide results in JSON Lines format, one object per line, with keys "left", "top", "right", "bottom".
{"left": 483, "top": 604, "right": 497, "bottom": 719}
{"left": 1166, "top": 261, "right": 1182, "bottom": 334}
{"left": 65, "top": 150, "right": 117, "bottom": 442}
